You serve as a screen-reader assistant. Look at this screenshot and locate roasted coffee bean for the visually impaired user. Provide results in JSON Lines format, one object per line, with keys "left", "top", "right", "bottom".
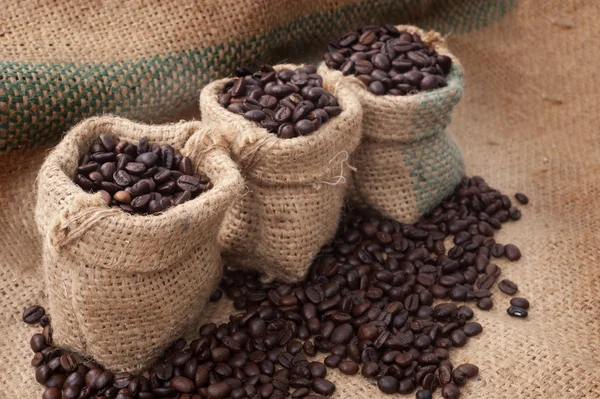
{"left": 504, "top": 244, "right": 522, "bottom": 261}
{"left": 510, "top": 297, "right": 530, "bottom": 309}
{"left": 442, "top": 383, "right": 461, "bottom": 399}
{"left": 42, "top": 387, "right": 62, "bottom": 399}
{"left": 515, "top": 192, "right": 529, "bottom": 204}
{"left": 498, "top": 279, "right": 518, "bottom": 295}
{"left": 338, "top": 360, "right": 359, "bottom": 375}
{"left": 30, "top": 333, "right": 46, "bottom": 352}
{"left": 23, "top": 305, "right": 45, "bottom": 324}
{"left": 417, "top": 389, "right": 433, "bottom": 399}
{"left": 507, "top": 306, "right": 528, "bottom": 318}
{"left": 311, "top": 378, "right": 335, "bottom": 396}
{"left": 477, "top": 297, "right": 493, "bottom": 310}
{"left": 463, "top": 322, "right": 483, "bottom": 337}
{"left": 324, "top": 355, "right": 341, "bottom": 368}
{"left": 377, "top": 376, "right": 399, "bottom": 394}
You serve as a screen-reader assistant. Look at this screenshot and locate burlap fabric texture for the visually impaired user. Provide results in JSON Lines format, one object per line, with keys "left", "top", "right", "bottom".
{"left": 34, "top": 116, "right": 244, "bottom": 372}
{"left": 2, "top": 1, "right": 600, "bottom": 398}
{"left": 200, "top": 64, "right": 362, "bottom": 282}
{"left": 318, "top": 25, "right": 465, "bottom": 224}
{"left": 0, "top": 0, "right": 514, "bottom": 152}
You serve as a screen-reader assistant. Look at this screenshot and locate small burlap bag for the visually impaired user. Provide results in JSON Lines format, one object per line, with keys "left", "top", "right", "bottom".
{"left": 34, "top": 116, "right": 244, "bottom": 372}
{"left": 318, "top": 25, "right": 465, "bottom": 224}
{"left": 200, "top": 64, "right": 362, "bottom": 282}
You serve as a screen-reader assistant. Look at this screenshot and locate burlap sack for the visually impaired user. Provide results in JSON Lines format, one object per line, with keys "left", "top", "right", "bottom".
{"left": 33, "top": 116, "right": 244, "bottom": 372}
{"left": 199, "top": 64, "right": 362, "bottom": 282}
{"left": 318, "top": 25, "right": 465, "bottom": 224}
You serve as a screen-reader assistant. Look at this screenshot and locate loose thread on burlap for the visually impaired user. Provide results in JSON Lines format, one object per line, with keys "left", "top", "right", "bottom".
{"left": 239, "top": 135, "right": 278, "bottom": 171}
{"left": 52, "top": 206, "right": 118, "bottom": 249}
{"left": 311, "top": 151, "right": 356, "bottom": 189}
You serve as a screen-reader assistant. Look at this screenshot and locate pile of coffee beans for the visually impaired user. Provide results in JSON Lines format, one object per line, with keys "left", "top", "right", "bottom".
{"left": 75, "top": 135, "right": 212, "bottom": 215}
{"left": 219, "top": 65, "right": 342, "bottom": 138}
{"left": 26, "top": 176, "right": 530, "bottom": 399}
{"left": 323, "top": 24, "right": 452, "bottom": 95}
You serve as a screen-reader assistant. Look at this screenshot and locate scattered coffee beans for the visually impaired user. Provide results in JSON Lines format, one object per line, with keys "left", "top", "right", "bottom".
{"left": 74, "top": 135, "right": 212, "bottom": 215}
{"left": 26, "top": 176, "right": 529, "bottom": 399}
{"left": 219, "top": 64, "right": 341, "bottom": 138}
{"left": 324, "top": 24, "right": 452, "bottom": 95}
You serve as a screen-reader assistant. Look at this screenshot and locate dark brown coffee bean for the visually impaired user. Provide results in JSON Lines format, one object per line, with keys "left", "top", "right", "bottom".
{"left": 311, "top": 378, "right": 335, "bottom": 396}
{"left": 30, "top": 333, "right": 46, "bottom": 352}
{"left": 442, "top": 383, "right": 461, "bottom": 399}
{"left": 515, "top": 192, "right": 529, "bottom": 204}
{"left": 510, "top": 297, "right": 530, "bottom": 309}
{"left": 323, "top": 355, "right": 341, "bottom": 368}
{"left": 23, "top": 305, "right": 45, "bottom": 324}
{"left": 59, "top": 354, "right": 77, "bottom": 372}
{"left": 498, "top": 279, "right": 518, "bottom": 295}
{"left": 463, "top": 322, "right": 483, "bottom": 337}
{"left": 477, "top": 297, "right": 493, "bottom": 310}
{"left": 504, "top": 244, "right": 522, "bottom": 261}
{"left": 96, "top": 370, "right": 114, "bottom": 389}
{"left": 417, "top": 389, "right": 433, "bottom": 399}
{"left": 330, "top": 323, "right": 353, "bottom": 345}
{"left": 207, "top": 381, "right": 232, "bottom": 399}
{"left": 377, "top": 376, "right": 398, "bottom": 394}
{"left": 170, "top": 376, "right": 195, "bottom": 393}
{"left": 338, "top": 360, "right": 359, "bottom": 375}
{"left": 42, "top": 387, "right": 62, "bottom": 399}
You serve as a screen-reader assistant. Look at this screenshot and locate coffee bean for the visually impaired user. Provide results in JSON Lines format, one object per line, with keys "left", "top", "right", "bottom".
{"left": 207, "top": 381, "right": 231, "bottom": 399}
{"left": 170, "top": 376, "right": 195, "bottom": 393}
{"left": 515, "top": 193, "right": 529, "bottom": 204}
{"left": 59, "top": 354, "right": 77, "bottom": 372}
{"left": 491, "top": 243, "right": 504, "bottom": 257}
{"left": 498, "top": 279, "right": 518, "bottom": 295}
{"left": 510, "top": 297, "right": 530, "bottom": 309}
{"left": 30, "top": 333, "right": 46, "bottom": 352}
{"left": 96, "top": 370, "right": 114, "bottom": 389}
{"left": 449, "top": 330, "right": 468, "bottom": 347}
{"left": 377, "top": 375, "right": 399, "bottom": 394}
{"left": 311, "top": 378, "right": 335, "bottom": 396}
{"left": 462, "top": 322, "right": 483, "bottom": 337}
{"left": 330, "top": 323, "right": 353, "bottom": 345}
{"left": 42, "top": 387, "right": 62, "bottom": 399}
{"left": 323, "top": 355, "right": 341, "bottom": 368}
{"left": 338, "top": 360, "right": 359, "bottom": 375}
{"left": 442, "top": 383, "right": 461, "bottom": 399}
{"left": 23, "top": 305, "right": 45, "bottom": 324}
{"left": 477, "top": 297, "right": 493, "bottom": 310}
{"left": 507, "top": 306, "right": 528, "bottom": 318}
{"left": 504, "top": 244, "right": 522, "bottom": 261}
{"left": 417, "top": 389, "right": 433, "bottom": 399}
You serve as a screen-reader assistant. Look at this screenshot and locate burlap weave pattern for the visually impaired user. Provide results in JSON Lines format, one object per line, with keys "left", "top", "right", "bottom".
{"left": 0, "top": 0, "right": 515, "bottom": 152}
{"left": 318, "top": 25, "right": 465, "bottom": 223}
{"left": 34, "top": 117, "right": 244, "bottom": 372}
{"left": 200, "top": 64, "right": 362, "bottom": 282}
{"left": 1, "top": 1, "right": 599, "bottom": 398}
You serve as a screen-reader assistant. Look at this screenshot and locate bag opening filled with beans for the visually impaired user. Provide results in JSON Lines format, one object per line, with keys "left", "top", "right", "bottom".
{"left": 200, "top": 64, "right": 362, "bottom": 282}
{"left": 318, "top": 24, "right": 465, "bottom": 223}
{"left": 34, "top": 116, "right": 244, "bottom": 372}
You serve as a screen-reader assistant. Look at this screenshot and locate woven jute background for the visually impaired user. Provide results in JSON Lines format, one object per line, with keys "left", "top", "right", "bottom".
{"left": 0, "top": 0, "right": 515, "bottom": 152}
{"left": 1, "top": 0, "right": 599, "bottom": 398}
